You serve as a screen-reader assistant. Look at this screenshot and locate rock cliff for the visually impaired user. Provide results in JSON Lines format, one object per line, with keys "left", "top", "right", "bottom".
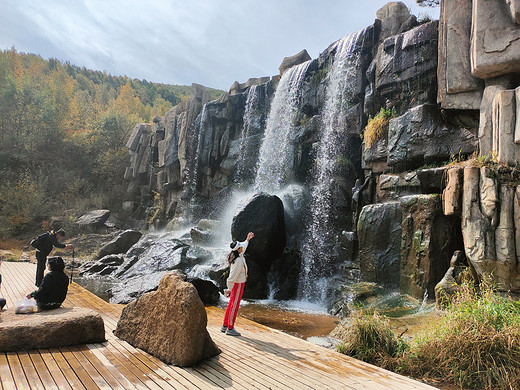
{"left": 119, "top": 1, "right": 520, "bottom": 305}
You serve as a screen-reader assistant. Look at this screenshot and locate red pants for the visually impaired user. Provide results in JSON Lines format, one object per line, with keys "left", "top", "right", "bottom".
{"left": 223, "top": 282, "right": 245, "bottom": 330}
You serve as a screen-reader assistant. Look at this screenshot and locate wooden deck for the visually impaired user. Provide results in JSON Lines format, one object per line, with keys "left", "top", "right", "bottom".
{"left": 0, "top": 261, "right": 437, "bottom": 389}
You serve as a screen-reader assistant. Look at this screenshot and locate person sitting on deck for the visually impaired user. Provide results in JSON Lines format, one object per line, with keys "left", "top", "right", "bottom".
{"left": 0, "top": 261, "right": 6, "bottom": 310}
{"left": 26, "top": 256, "right": 69, "bottom": 311}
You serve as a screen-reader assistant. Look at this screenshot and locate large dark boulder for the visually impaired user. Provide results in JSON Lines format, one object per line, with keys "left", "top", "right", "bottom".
{"left": 231, "top": 192, "right": 286, "bottom": 298}
{"left": 231, "top": 193, "right": 286, "bottom": 271}
{"left": 187, "top": 277, "right": 220, "bottom": 305}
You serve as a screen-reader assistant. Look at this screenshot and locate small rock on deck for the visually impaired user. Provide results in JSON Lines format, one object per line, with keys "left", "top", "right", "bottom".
{"left": 0, "top": 261, "right": 438, "bottom": 389}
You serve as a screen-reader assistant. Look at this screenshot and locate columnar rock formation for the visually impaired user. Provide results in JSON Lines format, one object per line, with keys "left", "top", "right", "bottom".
{"left": 119, "top": 1, "right": 520, "bottom": 305}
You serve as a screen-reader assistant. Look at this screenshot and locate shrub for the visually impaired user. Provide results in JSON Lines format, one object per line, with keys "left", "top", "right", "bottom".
{"left": 335, "top": 311, "right": 405, "bottom": 369}
{"left": 363, "top": 108, "right": 395, "bottom": 148}
{"left": 398, "top": 280, "right": 520, "bottom": 389}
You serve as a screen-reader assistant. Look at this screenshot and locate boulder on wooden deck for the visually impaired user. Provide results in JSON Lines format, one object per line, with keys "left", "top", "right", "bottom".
{"left": 114, "top": 272, "right": 220, "bottom": 367}
{"left": 0, "top": 307, "right": 105, "bottom": 352}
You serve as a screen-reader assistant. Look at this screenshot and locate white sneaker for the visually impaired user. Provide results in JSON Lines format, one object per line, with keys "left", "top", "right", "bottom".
{"left": 225, "top": 328, "right": 241, "bottom": 336}
{"left": 220, "top": 326, "right": 227, "bottom": 333}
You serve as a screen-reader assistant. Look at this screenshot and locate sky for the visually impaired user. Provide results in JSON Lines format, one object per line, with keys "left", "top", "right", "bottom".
{"left": 0, "top": 1, "right": 439, "bottom": 91}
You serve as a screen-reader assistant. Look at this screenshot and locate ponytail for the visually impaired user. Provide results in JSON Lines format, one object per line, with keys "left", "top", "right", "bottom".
{"left": 227, "top": 241, "right": 239, "bottom": 265}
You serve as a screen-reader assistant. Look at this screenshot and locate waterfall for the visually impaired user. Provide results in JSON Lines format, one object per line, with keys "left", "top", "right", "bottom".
{"left": 234, "top": 85, "right": 260, "bottom": 187}
{"left": 254, "top": 60, "right": 312, "bottom": 192}
{"left": 298, "top": 29, "right": 366, "bottom": 304}
{"left": 182, "top": 104, "right": 210, "bottom": 223}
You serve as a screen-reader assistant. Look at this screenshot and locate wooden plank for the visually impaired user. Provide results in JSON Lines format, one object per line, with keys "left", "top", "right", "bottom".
{"left": 27, "top": 351, "right": 60, "bottom": 390}
{"left": 17, "top": 351, "right": 46, "bottom": 390}
{"left": 6, "top": 352, "right": 30, "bottom": 390}
{"left": 82, "top": 344, "right": 140, "bottom": 390}
{"left": 0, "top": 261, "right": 438, "bottom": 390}
{"left": 37, "top": 350, "right": 73, "bottom": 390}
{"left": 0, "top": 354, "right": 17, "bottom": 390}
{"left": 215, "top": 339, "right": 333, "bottom": 389}
{"left": 214, "top": 334, "right": 343, "bottom": 390}
{"left": 86, "top": 343, "right": 146, "bottom": 389}
{"left": 101, "top": 341, "right": 166, "bottom": 390}
{"left": 66, "top": 345, "right": 122, "bottom": 390}
{"left": 46, "top": 348, "right": 86, "bottom": 390}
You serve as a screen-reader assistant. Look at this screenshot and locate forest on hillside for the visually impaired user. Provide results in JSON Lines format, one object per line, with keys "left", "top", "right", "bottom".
{"left": 0, "top": 48, "right": 224, "bottom": 238}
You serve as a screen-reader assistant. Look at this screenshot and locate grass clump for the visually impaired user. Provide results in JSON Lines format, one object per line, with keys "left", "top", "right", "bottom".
{"left": 363, "top": 108, "right": 395, "bottom": 148}
{"left": 336, "top": 279, "right": 520, "bottom": 389}
{"left": 399, "top": 280, "right": 520, "bottom": 389}
{"left": 335, "top": 311, "right": 404, "bottom": 370}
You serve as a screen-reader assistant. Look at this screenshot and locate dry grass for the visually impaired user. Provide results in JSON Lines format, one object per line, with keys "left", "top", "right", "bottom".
{"left": 398, "top": 281, "right": 520, "bottom": 389}
{"left": 363, "top": 108, "right": 394, "bottom": 148}
{"left": 337, "top": 280, "right": 520, "bottom": 389}
{"left": 335, "top": 311, "right": 404, "bottom": 370}
{"left": 0, "top": 237, "right": 28, "bottom": 251}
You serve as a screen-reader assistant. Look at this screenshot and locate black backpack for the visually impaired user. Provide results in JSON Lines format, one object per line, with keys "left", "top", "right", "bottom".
{"left": 30, "top": 233, "right": 48, "bottom": 251}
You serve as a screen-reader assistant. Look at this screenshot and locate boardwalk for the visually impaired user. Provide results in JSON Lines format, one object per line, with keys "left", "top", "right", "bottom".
{"left": 0, "top": 261, "right": 437, "bottom": 389}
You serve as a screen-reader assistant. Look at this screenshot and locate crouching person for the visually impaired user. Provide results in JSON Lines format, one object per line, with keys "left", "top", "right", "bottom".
{"left": 27, "top": 257, "right": 69, "bottom": 311}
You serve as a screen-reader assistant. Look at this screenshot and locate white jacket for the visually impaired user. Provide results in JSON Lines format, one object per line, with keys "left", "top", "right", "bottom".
{"left": 227, "top": 240, "right": 249, "bottom": 289}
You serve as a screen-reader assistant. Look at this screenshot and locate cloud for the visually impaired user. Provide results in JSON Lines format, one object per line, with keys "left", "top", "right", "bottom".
{"left": 0, "top": 0, "right": 439, "bottom": 90}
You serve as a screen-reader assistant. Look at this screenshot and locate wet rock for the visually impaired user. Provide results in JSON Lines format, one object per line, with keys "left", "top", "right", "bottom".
{"left": 374, "top": 22, "right": 438, "bottom": 112}
{"left": 387, "top": 104, "right": 478, "bottom": 171}
{"left": 232, "top": 192, "right": 285, "bottom": 269}
{"left": 114, "top": 273, "right": 220, "bottom": 366}
{"left": 80, "top": 255, "right": 125, "bottom": 276}
{"left": 268, "top": 249, "right": 301, "bottom": 300}
{"left": 187, "top": 277, "right": 220, "bottom": 305}
{"left": 96, "top": 230, "right": 142, "bottom": 260}
{"left": 190, "top": 219, "right": 220, "bottom": 245}
{"left": 231, "top": 192, "right": 285, "bottom": 298}
{"left": 114, "top": 234, "right": 189, "bottom": 279}
{"left": 184, "top": 246, "right": 212, "bottom": 267}
{"left": 358, "top": 202, "right": 402, "bottom": 287}
{"left": 400, "top": 195, "right": 462, "bottom": 300}
{"left": 434, "top": 250, "right": 468, "bottom": 309}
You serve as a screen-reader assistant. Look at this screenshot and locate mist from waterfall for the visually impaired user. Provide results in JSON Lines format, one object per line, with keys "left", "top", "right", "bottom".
{"left": 254, "top": 60, "right": 312, "bottom": 192}
{"left": 298, "top": 29, "right": 366, "bottom": 304}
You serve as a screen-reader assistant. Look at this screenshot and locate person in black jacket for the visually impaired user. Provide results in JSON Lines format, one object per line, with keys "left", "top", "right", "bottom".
{"left": 27, "top": 257, "right": 69, "bottom": 311}
{"left": 0, "top": 261, "right": 6, "bottom": 310}
{"left": 33, "top": 229, "right": 73, "bottom": 287}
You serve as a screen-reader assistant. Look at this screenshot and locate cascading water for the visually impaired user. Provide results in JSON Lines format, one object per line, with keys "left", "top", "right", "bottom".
{"left": 234, "top": 84, "right": 261, "bottom": 188}
{"left": 298, "top": 29, "right": 367, "bottom": 304}
{"left": 182, "top": 104, "right": 210, "bottom": 224}
{"left": 254, "top": 60, "right": 312, "bottom": 192}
